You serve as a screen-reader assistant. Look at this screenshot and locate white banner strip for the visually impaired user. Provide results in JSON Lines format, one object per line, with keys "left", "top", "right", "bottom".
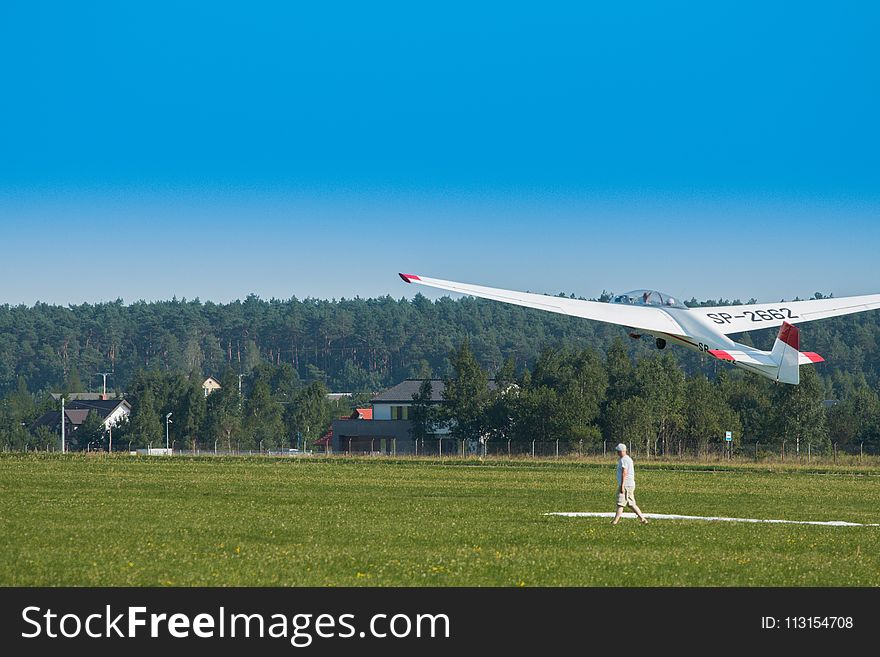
{"left": 546, "top": 512, "right": 879, "bottom": 527}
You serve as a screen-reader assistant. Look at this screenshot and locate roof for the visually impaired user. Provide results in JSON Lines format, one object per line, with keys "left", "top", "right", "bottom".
{"left": 64, "top": 409, "right": 91, "bottom": 424}
{"left": 65, "top": 399, "right": 130, "bottom": 416}
{"left": 202, "top": 376, "right": 222, "bottom": 387}
{"left": 30, "top": 408, "right": 107, "bottom": 431}
{"left": 371, "top": 379, "right": 497, "bottom": 404}
{"left": 351, "top": 408, "right": 373, "bottom": 420}
{"left": 30, "top": 399, "right": 130, "bottom": 431}
{"left": 30, "top": 411, "right": 62, "bottom": 430}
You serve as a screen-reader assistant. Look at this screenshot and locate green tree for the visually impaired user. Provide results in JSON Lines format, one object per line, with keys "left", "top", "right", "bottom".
{"left": 207, "top": 382, "right": 242, "bottom": 452}
{"left": 511, "top": 384, "right": 558, "bottom": 446}
{"left": 605, "top": 337, "right": 634, "bottom": 400}
{"left": 683, "top": 375, "right": 741, "bottom": 456}
{"left": 443, "top": 340, "right": 490, "bottom": 443}
{"left": 77, "top": 410, "right": 106, "bottom": 451}
{"left": 180, "top": 374, "right": 208, "bottom": 450}
{"left": 409, "top": 379, "right": 438, "bottom": 445}
{"left": 827, "top": 383, "right": 880, "bottom": 448}
{"left": 633, "top": 354, "right": 685, "bottom": 457}
{"left": 32, "top": 426, "right": 57, "bottom": 451}
{"left": 242, "top": 379, "right": 283, "bottom": 451}
{"left": 128, "top": 386, "right": 161, "bottom": 448}
{"left": 527, "top": 348, "right": 607, "bottom": 448}
{"left": 605, "top": 395, "right": 653, "bottom": 456}
{"left": 772, "top": 366, "right": 829, "bottom": 453}
{"left": 485, "top": 380, "right": 519, "bottom": 449}
{"left": 722, "top": 375, "right": 772, "bottom": 444}
{"left": 0, "top": 398, "right": 31, "bottom": 451}
{"left": 288, "top": 381, "right": 332, "bottom": 449}
{"left": 496, "top": 356, "right": 516, "bottom": 387}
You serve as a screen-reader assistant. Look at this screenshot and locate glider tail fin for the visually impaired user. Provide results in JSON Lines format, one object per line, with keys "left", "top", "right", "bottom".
{"left": 770, "top": 322, "right": 801, "bottom": 384}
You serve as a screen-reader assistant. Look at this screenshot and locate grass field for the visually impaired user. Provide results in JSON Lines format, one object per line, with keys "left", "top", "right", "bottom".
{"left": 1, "top": 453, "right": 879, "bottom": 586}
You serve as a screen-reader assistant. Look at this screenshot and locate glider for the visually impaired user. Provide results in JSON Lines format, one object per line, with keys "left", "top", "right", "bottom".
{"left": 399, "top": 273, "right": 880, "bottom": 385}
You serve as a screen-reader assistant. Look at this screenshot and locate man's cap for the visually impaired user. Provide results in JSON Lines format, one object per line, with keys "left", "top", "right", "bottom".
{"left": 615, "top": 443, "right": 627, "bottom": 452}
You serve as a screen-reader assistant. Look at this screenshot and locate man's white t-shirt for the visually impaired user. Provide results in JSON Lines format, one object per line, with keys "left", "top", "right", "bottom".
{"left": 617, "top": 454, "right": 635, "bottom": 488}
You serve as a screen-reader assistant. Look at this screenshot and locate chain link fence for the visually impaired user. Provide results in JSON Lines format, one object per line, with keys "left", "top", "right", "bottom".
{"left": 5, "top": 439, "right": 879, "bottom": 466}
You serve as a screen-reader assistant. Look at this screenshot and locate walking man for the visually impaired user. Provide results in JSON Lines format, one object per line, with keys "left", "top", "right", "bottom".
{"left": 612, "top": 443, "right": 648, "bottom": 525}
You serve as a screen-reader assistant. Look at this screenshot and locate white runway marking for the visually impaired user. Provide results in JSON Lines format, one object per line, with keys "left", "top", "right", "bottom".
{"left": 546, "top": 512, "right": 879, "bottom": 527}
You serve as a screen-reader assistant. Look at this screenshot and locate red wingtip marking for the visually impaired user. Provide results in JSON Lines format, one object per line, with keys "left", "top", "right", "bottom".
{"left": 708, "top": 349, "right": 735, "bottom": 362}
{"left": 778, "top": 321, "right": 800, "bottom": 350}
{"left": 802, "top": 352, "right": 825, "bottom": 363}
{"left": 398, "top": 273, "right": 420, "bottom": 283}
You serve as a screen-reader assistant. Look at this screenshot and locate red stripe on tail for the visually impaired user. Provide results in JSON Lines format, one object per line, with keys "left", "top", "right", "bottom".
{"left": 778, "top": 322, "right": 800, "bottom": 350}
{"left": 802, "top": 351, "right": 825, "bottom": 363}
{"left": 399, "top": 273, "right": 421, "bottom": 283}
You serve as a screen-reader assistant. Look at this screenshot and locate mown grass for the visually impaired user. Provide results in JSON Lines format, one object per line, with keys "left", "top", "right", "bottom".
{"left": 1, "top": 453, "right": 879, "bottom": 586}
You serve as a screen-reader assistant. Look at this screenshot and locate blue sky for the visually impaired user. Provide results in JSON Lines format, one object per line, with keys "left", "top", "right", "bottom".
{"left": 1, "top": 2, "right": 878, "bottom": 305}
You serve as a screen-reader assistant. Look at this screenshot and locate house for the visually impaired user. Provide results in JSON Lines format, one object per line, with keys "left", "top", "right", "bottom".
{"left": 330, "top": 379, "right": 497, "bottom": 455}
{"left": 31, "top": 398, "right": 132, "bottom": 446}
{"left": 202, "top": 376, "right": 222, "bottom": 397}
{"left": 370, "top": 379, "right": 452, "bottom": 422}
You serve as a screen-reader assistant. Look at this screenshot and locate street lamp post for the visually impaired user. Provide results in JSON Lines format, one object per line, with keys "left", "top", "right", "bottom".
{"left": 165, "top": 412, "right": 173, "bottom": 451}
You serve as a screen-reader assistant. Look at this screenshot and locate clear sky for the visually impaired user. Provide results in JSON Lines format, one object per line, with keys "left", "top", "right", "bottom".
{"left": 1, "top": 2, "right": 878, "bottom": 305}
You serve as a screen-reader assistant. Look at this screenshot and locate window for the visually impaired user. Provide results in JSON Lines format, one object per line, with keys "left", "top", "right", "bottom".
{"left": 391, "top": 406, "right": 409, "bottom": 420}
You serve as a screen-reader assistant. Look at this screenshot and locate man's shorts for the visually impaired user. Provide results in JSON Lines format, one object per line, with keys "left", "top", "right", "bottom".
{"left": 617, "top": 486, "right": 636, "bottom": 508}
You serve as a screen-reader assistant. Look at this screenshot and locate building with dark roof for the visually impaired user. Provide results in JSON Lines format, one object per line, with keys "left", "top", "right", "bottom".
{"left": 31, "top": 398, "right": 131, "bottom": 448}
{"left": 330, "top": 379, "right": 497, "bottom": 454}
{"left": 370, "top": 379, "right": 450, "bottom": 404}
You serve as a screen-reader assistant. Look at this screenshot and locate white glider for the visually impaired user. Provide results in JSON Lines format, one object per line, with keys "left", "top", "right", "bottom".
{"left": 399, "top": 273, "right": 880, "bottom": 385}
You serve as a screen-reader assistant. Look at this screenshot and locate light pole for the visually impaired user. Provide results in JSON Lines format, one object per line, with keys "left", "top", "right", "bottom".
{"left": 61, "top": 396, "right": 65, "bottom": 454}
{"left": 165, "top": 412, "right": 173, "bottom": 451}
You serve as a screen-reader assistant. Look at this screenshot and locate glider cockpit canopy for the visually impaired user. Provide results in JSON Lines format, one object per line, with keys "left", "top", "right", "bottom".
{"left": 611, "top": 289, "right": 689, "bottom": 310}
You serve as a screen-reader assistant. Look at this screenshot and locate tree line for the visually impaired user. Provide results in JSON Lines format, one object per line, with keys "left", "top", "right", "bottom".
{"left": 0, "top": 365, "right": 342, "bottom": 453}
{"left": 1, "top": 291, "right": 879, "bottom": 452}
{"left": 415, "top": 338, "right": 879, "bottom": 455}
{"left": 3, "top": 291, "right": 880, "bottom": 398}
